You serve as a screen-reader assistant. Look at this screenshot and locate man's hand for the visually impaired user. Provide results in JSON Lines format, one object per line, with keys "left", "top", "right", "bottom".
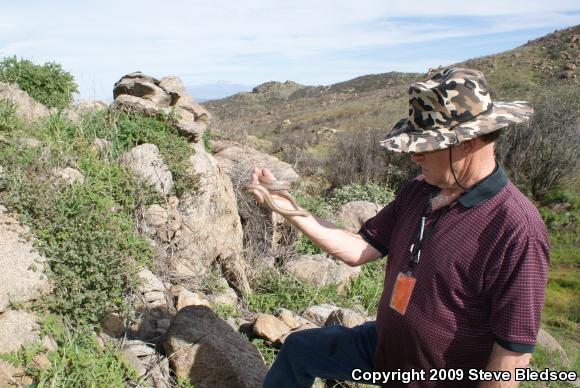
{"left": 478, "top": 343, "right": 532, "bottom": 388}
{"left": 249, "top": 167, "right": 296, "bottom": 213}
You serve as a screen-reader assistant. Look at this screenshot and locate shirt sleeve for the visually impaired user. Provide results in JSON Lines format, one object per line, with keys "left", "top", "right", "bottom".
{"left": 357, "top": 186, "right": 407, "bottom": 257}
{"left": 488, "top": 234, "right": 550, "bottom": 353}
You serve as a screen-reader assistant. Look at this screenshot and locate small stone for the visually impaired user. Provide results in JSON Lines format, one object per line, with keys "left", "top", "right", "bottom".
{"left": 101, "top": 312, "right": 125, "bottom": 337}
{"left": 137, "top": 269, "right": 165, "bottom": 293}
{"left": 275, "top": 308, "right": 302, "bottom": 329}
{"left": 176, "top": 288, "right": 211, "bottom": 310}
{"left": 253, "top": 313, "right": 291, "bottom": 342}
{"left": 302, "top": 304, "right": 339, "bottom": 326}
{"left": 144, "top": 290, "right": 166, "bottom": 302}
{"left": 157, "top": 318, "right": 171, "bottom": 330}
{"left": 325, "top": 308, "right": 366, "bottom": 328}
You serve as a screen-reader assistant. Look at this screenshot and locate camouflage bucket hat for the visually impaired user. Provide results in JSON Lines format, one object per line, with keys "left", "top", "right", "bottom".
{"left": 380, "top": 67, "right": 533, "bottom": 153}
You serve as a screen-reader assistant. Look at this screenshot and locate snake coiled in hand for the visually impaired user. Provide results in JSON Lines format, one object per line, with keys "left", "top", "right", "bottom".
{"left": 244, "top": 175, "right": 309, "bottom": 217}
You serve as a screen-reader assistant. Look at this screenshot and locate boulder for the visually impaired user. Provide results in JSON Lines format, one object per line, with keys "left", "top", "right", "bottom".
{"left": 170, "top": 106, "right": 207, "bottom": 141}
{"left": 143, "top": 197, "right": 181, "bottom": 242}
{"left": 283, "top": 254, "right": 361, "bottom": 292}
{"left": 337, "top": 201, "right": 382, "bottom": 233}
{"left": 324, "top": 308, "right": 366, "bottom": 328}
{"left": 174, "top": 143, "right": 250, "bottom": 294}
{"left": 536, "top": 329, "right": 571, "bottom": 367}
{"left": 109, "top": 94, "right": 160, "bottom": 117}
{"left": 119, "top": 143, "right": 173, "bottom": 196}
{"left": 110, "top": 72, "right": 209, "bottom": 144}
{"left": 113, "top": 72, "right": 171, "bottom": 107}
{"left": 0, "top": 310, "right": 41, "bottom": 353}
{"left": 0, "top": 207, "right": 52, "bottom": 313}
{"left": 213, "top": 142, "right": 300, "bottom": 255}
{"left": 163, "top": 305, "right": 268, "bottom": 387}
{"left": 253, "top": 313, "right": 291, "bottom": 342}
{"left": 301, "top": 304, "right": 340, "bottom": 326}
{"left": 158, "top": 76, "right": 211, "bottom": 122}
{"left": 0, "top": 82, "right": 51, "bottom": 123}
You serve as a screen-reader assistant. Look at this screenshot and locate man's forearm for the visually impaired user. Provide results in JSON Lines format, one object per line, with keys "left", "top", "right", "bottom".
{"left": 282, "top": 212, "right": 382, "bottom": 266}
{"left": 478, "top": 343, "right": 532, "bottom": 388}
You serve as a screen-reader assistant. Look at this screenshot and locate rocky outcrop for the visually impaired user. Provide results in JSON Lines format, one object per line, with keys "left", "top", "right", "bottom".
{"left": 163, "top": 305, "right": 268, "bottom": 388}
{"left": 283, "top": 254, "right": 361, "bottom": 292}
{"left": 337, "top": 201, "right": 382, "bottom": 233}
{"left": 110, "top": 72, "right": 210, "bottom": 142}
{"left": 119, "top": 144, "right": 173, "bottom": 196}
{"left": 0, "top": 206, "right": 52, "bottom": 387}
{"left": 213, "top": 140, "right": 300, "bottom": 256}
{"left": 0, "top": 82, "right": 51, "bottom": 123}
{"left": 171, "top": 143, "right": 249, "bottom": 294}
{"left": 0, "top": 206, "right": 52, "bottom": 313}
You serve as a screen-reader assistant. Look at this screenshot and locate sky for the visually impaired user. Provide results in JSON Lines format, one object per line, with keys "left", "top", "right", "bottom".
{"left": 1, "top": 1, "right": 579, "bottom": 101}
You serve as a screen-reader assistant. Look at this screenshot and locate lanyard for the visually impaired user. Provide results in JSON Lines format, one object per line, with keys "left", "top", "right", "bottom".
{"left": 408, "top": 192, "right": 449, "bottom": 271}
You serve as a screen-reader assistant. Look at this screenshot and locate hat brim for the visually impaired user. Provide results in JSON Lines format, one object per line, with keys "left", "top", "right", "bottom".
{"left": 380, "top": 101, "right": 533, "bottom": 153}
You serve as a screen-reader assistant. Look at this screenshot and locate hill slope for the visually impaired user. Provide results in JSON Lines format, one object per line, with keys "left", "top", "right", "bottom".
{"left": 204, "top": 25, "right": 579, "bottom": 142}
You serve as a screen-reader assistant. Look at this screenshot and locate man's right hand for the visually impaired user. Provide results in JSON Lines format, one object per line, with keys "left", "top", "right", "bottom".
{"left": 249, "top": 166, "right": 296, "bottom": 213}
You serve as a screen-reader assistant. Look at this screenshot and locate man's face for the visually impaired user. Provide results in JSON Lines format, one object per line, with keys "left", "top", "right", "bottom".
{"left": 411, "top": 147, "right": 459, "bottom": 189}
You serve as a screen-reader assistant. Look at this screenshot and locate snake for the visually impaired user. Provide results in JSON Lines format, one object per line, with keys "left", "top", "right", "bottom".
{"left": 244, "top": 174, "right": 309, "bottom": 217}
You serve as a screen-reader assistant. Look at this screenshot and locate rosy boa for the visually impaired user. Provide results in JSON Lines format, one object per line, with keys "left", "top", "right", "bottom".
{"left": 244, "top": 175, "right": 309, "bottom": 217}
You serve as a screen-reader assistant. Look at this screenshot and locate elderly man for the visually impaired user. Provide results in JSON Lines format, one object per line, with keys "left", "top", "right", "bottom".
{"left": 251, "top": 68, "right": 549, "bottom": 388}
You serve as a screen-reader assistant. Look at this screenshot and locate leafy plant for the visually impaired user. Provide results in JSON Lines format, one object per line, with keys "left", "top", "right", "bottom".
{"left": 329, "top": 182, "right": 394, "bottom": 209}
{"left": 0, "top": 56, "right": 78, "bottom": 109}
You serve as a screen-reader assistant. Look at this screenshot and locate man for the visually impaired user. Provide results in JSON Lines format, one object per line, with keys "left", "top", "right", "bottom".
{"left": 251, "top": 68, "right": 550, "bottom": 387}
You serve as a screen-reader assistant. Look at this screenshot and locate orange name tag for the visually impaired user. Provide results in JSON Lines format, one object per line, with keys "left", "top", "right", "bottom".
{"left": 389, "top": 272, "right": 416, "bottom": 315}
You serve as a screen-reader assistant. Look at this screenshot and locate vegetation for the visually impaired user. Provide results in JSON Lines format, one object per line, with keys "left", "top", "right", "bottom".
{"left": 0, "top": 25, "right": 578, "bottom": 386}
{"left": 0, "top": 56, "right": 78, "bottom": 109}
{"left": 0, "top": 315, "right": 137, "bottom": 386}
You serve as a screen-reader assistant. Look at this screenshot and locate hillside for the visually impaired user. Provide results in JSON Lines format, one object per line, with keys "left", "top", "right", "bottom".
{"left": 204, "top": 25, "right": 579, "bottom": 147}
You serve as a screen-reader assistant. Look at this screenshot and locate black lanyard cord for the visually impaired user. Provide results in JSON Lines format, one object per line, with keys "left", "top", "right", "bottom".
{"left": 409, "top": 193, "right": 449, "bottom": 270}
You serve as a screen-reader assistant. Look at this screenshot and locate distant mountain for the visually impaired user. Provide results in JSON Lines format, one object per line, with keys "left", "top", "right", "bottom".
{"left": 204, "top": 25, "right": 579, "bottom": 139}
{"left": 186, "top": 83, "right": 253, "bottom": 103}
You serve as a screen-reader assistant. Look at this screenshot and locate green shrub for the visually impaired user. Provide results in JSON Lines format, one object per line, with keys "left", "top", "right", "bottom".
{"left": 329, "top": 182, "right": 394, "bottom": 209}
{"left": 102, "top": 112, "right": 198, "bottom": 197}
{"left": 0, "top": 99, "right": 17, "bottom": 131}
{"left": 0, "top": 56, "right": 78, "bottom": 109}
{"left": 496, "top": 84, "right": 580, "bottom": 200}
{"left": 0, "top": 315, "right": 138, "bottom": 386}
{"left": 203, "top": 128, "right": 213, "bottom": 153}
{"left": 0, "top": 128, "right": 156, "bottom": 326}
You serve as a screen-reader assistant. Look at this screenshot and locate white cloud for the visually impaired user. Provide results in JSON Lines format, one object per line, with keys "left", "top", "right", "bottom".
{"left": 1, "top": 0, "right": 578, "bottom": 99}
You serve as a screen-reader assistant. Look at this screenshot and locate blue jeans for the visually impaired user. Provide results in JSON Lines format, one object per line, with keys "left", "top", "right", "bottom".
{"left": 263, "top": 321, "right": 378, "bottom": 388}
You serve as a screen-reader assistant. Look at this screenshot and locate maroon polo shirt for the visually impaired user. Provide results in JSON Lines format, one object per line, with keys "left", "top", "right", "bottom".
{"left": 359, "top": 164, "right": 550, "bottom": 387}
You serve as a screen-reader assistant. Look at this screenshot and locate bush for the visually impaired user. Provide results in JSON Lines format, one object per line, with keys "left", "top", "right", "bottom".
{"left": 0, "top": 99, "right": 17, "bottom": 131}
{"left": 495, "top": 84, "right": 580, "bottom": 199}
{"left": 0, "top": 56, "right": 78, "bottom": 109}
{"left": 324, "top": 127, "right": 418, "bottom": 190}
{"left": 329, "top": 182, "right": 394, "bottom": 209}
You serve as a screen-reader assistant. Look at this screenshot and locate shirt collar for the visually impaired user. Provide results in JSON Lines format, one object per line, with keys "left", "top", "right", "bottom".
{"left": 457, "top": 162, "right": 508, "bottom": 208}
